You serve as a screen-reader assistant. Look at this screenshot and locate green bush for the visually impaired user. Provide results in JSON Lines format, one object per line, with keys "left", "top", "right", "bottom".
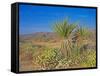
{"left": 79, "top": 50, "right": 96, "bottom": 67}
{"left": 36, "top": 48, "right": 62, "bottom": 70}
{"left": 56, "top": 46, "right": 96, "bottom": 69}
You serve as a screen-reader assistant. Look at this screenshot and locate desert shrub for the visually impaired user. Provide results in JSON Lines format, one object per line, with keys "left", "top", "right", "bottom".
{"left": 56, "top": 45, "right": 96, "bottom": 69}
{"left": 20, "top": 42, "right": 44, "bottom": 53}
{"left": 20, "top": 43, "right": 40, "bottom": 61}
{"left": 69, "top": 44, "right": 96, "bottom": 67}
{"left": 35, "top": 48, "right": 62, "bottom": 70}
{"left": 55, "top": 45, "right": 81, "bottom": 69}
{"left": 79, "top": 50, "right": 96, "bottom": 67}
{"left": 55, "top": 58, "right": 72, "bottom": 69}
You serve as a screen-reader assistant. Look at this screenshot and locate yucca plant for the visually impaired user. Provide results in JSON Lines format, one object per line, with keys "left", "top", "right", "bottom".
{"left": 73, "top": 26, "right": 91, "bottom": 52}
{"left": 53, "top": 19, "right": 77, "bottom": 58}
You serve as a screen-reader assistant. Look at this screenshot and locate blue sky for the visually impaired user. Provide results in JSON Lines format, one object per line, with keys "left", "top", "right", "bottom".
{"left": 19, "top": 4, "right": 96, "bottom": 34}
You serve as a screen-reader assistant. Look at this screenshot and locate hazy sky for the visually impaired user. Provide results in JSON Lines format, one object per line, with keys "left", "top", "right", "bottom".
{"left": 19, "top": 4, "right": 96, "bottom": 34}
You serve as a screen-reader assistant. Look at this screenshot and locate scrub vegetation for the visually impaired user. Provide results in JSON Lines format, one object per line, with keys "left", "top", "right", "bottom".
{"left": 19, "top": 19, "right": 96, "bottom": 71}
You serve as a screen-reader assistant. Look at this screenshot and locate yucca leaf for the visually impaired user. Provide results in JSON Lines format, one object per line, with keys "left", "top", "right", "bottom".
{"left": 53, "top": 19, "right": 77, "bottom": 39}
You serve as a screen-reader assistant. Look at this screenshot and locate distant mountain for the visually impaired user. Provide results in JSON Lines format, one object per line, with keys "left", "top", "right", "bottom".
{"left": 19, "top": 29, "right": 96, "bottom": 43}
{"left": 19, "top": 32, "right": 60, "bottom": 42}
